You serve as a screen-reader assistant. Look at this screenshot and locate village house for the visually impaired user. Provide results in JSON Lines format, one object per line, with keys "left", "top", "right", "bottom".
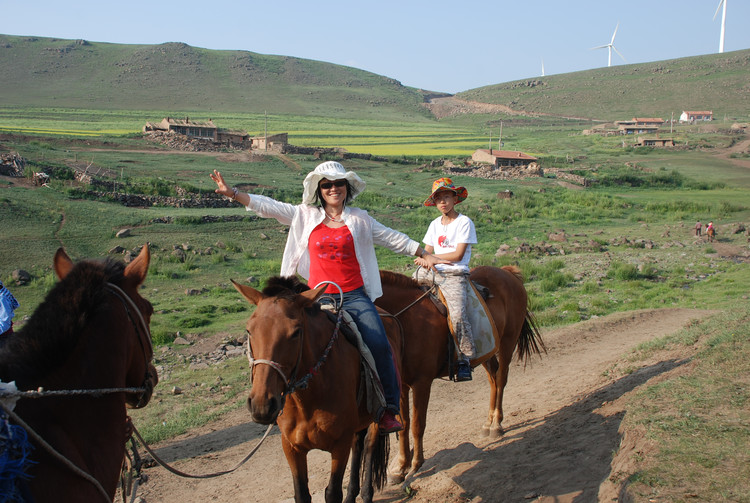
{"left": 249, "top": 133, "right": 289, "bottom": 152}
{"left": 633, "top": 117, "right": 665, "bottom": 126}
{"left": 679, "top": 110, "right": 713, "bottom": 123}
{"left": 634, "top": 136, "right": 675, "bottom": 147}
{"left": 143, "top": 117, "right": 249, "bottom": 145}
{"left": 472, "top": 149, "right": 538, "bottom": 168}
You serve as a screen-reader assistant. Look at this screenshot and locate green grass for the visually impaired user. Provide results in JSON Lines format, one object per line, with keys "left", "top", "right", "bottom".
{"left": 621, "top": 303, "right": 750, "bottom": 502}
{"left": 3, "top": 122, "right": 750, "bottom": 453}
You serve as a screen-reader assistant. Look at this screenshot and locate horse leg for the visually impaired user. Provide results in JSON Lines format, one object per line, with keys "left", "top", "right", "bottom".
{"left": 324, "top": 441, "right": 352, "bottom": 503}
{"left": 281, "top": 437, "right": 312, "bottom": 503}
{"left": 389, "top": 387, "right": 412, "bottom": 484}
{"left": 481, "top": 356, "right": 502, "bottom": 438}
{"left": 406, "top": 379, "right": 433, "bottom": 478}
{"left": 344, "top": 431, "right": 365, "bottom": 503}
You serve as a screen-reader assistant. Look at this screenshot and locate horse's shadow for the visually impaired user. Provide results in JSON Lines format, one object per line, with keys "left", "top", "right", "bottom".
{"left": 388, "top": 358, "right": 689, "bottom": 503}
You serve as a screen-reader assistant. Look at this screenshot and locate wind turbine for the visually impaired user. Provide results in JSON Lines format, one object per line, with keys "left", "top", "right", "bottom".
{"left": 713, "top": 0, "right": 727, "bottom": 53}
{"left": 591, "top": 22, "right": 626, "bottom": 67}
{"left": 541, "top": 58, "right": 545, "bottom": 77}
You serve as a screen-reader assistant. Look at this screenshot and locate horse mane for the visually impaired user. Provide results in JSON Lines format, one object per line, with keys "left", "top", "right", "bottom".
{"left": 379, "top": 270, "right": 420, "bottom": 289}
{"left": 0, "top": 258, "right": 126, "bottom": 386}
{"left": 262, "top": 276, "right": 311, "bottom": 300}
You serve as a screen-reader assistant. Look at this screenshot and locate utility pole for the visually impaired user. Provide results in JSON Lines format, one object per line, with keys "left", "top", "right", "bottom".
{"left": 498, "top": 121, "right": 504, "bottom": 149}
{"left": 264, "top": 111, "right": 268, "bottom": 153}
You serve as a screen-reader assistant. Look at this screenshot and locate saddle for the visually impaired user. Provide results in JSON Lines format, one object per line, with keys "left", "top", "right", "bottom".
{"left": 419, "top": 279, "right": 499, "bottom": 367}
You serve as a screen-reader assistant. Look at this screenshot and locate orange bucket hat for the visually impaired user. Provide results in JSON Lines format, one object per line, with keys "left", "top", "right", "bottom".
{"left": 424, "top": 177, "right": 468, "bottom": 206}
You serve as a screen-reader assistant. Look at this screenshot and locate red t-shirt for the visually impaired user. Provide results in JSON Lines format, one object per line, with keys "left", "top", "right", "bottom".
{"left": 308, "top": 223, "right": 364, "bottom": 294}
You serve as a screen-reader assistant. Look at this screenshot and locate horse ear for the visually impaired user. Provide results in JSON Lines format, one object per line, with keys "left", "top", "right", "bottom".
{"left": 124, "top": 244, "right": 150, "bottom": 288}
{"left": 232, "top": 279, "right": 265, "bottom": 306}
{"left": 53, "top": 248, "right": 74, "bottom": 279}
{"left": 300, "top": 284, "right": 328, "bottom": 303}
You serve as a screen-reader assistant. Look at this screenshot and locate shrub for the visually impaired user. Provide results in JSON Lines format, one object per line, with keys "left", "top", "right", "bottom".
{"left": 608, "top": 261, "right": 639, "bottom": 281}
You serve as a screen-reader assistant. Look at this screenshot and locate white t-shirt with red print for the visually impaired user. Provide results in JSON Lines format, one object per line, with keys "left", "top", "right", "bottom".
{"left": 422, "top": 213, "right": 477, "bottom": 272}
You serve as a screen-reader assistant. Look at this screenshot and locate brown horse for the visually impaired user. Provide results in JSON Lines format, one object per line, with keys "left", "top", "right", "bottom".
{"left": 0, "top": 246, "right": 157, "bottom": 502}
{"left": 232, "top": 276, "right": 402, "bottom": 503}
{"left": 375, "top": 265, "right": 544, "bottom": 482}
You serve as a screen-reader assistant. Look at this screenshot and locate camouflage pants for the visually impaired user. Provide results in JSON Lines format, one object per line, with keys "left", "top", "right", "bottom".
{"left": 414, "top": 268, "right": 476, "bottom": 360}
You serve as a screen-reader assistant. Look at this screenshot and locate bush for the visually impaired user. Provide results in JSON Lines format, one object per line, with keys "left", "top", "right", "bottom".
{"left": 608, "top": 261, "right": 639, "bottom": 281}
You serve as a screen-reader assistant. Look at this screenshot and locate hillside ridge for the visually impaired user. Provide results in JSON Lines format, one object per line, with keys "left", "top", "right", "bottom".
{"left": 1, "top": 34, "right": 748, "bottom": 121}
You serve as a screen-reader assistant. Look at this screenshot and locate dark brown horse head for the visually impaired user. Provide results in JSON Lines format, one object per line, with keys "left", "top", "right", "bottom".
{"left": 232, "top": 277, "right": 326, "bottom": 424}
{"left": 53, "top": 245, "right": 158, "bottom": 408}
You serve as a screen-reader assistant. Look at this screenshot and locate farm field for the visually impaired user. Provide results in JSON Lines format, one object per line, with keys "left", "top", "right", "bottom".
{"left": 1, "top": 120, "right": 749, "bottom": 502}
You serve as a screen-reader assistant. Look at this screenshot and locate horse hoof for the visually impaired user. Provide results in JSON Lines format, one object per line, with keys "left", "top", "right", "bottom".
{"left": 388, "top": 472, "right": 406, "bottom": 485}
{"left": 487, "top": 426, "right": 504, "bottom": 439}
{"left": 480, "top": 424, "right": 491, "bottom": 437}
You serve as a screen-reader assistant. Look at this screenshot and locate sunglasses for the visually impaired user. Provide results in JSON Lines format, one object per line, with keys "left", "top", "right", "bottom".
{"left": 319, "top": 180, "right": 348, "bottom": 189}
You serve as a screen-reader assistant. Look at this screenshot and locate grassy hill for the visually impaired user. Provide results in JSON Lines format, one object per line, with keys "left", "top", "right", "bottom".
{"left": 1, "top": 34, "right": 748, "bottom": 125}
{"left": 458, "top": 49, "right": 750, "bottom": 121}
{"left": 0, "top": 35, "right": 434, "bottom": 122}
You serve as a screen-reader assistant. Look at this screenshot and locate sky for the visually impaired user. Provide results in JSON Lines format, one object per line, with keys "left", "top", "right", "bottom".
{"left": 3, "top": 0, "right": 749, "bottom": 94}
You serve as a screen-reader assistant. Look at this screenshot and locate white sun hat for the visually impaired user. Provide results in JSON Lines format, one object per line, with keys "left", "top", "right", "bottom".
{"left": 301, "top": 161, "right": 366, "bottom": 205}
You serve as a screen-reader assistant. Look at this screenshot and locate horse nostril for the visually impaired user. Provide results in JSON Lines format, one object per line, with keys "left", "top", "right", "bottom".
{"left": 246, "top": 395, "right": 253, "bottom": 412}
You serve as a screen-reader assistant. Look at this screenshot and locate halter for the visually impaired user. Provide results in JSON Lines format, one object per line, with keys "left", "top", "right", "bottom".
{"left": 246, "top": 281, "right": 345, "bottom": 413}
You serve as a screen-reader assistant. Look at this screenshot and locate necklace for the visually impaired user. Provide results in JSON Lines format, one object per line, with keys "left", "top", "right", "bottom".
{"left": 325, "top": 211, "right": 343, "bottom": 223}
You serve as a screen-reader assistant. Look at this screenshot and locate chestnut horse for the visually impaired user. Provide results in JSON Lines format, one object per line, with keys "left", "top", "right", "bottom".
{"left": 232, "top": 277, "right": 402, "bottom": 503}
{"left": 0, "top": 246, "right": 157, "bottom": 502}
{"left": 375, "top": 265, "right": 544, "bottom": 482}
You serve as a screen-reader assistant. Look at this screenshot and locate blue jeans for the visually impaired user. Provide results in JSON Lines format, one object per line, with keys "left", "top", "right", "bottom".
{"left": 341, "top": 287, "right": 400, "bottom": 413}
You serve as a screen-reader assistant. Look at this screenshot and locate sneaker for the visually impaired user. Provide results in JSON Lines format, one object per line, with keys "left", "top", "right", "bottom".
{"left": 455, "top": 361, "right": 472, "bottom": 382}
{"left": 378, "top": 410, "right": 403, "bottom": 434}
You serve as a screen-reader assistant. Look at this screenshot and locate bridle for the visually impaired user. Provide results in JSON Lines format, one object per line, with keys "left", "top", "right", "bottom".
{"left": 246, "top": 282, "right": 344, "bottom": 413}
{"left": 104, "top": 282, "right": 156, "bottom": 408}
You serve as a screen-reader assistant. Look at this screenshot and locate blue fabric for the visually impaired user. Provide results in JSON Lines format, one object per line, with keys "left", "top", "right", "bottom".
{"left": 341, "top": 287, "right": 400, "bottom": 412}
{"left": 0, "top": 409, "right": 35, "bottom": 503}
{"left": 0, "top": 282, "right": 19, "bottom": 335}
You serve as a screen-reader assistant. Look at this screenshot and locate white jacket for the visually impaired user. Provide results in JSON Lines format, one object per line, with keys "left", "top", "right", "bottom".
{"left": 244, "top": 194, "right": 419, "bottom": 300}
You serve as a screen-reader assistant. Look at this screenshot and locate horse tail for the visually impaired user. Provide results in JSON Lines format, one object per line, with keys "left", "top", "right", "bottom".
{"left": 515, "top": 311, "right": 546, "bottom": 364}
{"left": 499, "top": 265, "right": 544, "bottom": 363}
{"left": 501, "top": 264, "right": 524, "bottom": 283}
{"left": 366, "top": 433, "right": 390, "bottom": 491}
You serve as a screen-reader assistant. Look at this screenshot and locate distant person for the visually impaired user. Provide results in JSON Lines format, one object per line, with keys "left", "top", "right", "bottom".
{"left": 414, "top": 178, "right": 477, "bottom": 382}
{"left": 0, "top": 280, "right": 19, "bottom": 337}
{"left": 707, "top": 221, "right": 716, "bottom": 242}
{"left": 695, "top": 220, "right": 702, "bottom": 237}
{"left": 210, "top": 161, "right": 448, "bottom": 433}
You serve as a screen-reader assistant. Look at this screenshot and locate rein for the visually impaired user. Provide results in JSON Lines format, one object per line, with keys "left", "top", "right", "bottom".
{"left": 127, "top": 418, "right": 274, "bottom": 479}
{"left": 391, "top": 282, "right": 438, "bottom": 317}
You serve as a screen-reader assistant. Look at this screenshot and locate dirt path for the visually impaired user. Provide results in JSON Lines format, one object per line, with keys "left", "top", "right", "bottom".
{"left": 133, "top": 308, "right": 710, "bottom": 503}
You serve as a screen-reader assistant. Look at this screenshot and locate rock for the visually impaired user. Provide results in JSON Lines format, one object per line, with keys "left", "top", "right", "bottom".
{"left": 495, "top": 244, "right": 511, "bottom": 256}
{"left": 116, "top": 228, "right": 131, "bottom": 238}
{"left": 173, "top": 337, "right": 190, "bottom": 345}
{"left": 548, "top": 231, "right": 567, "bottom": 242}
{"left": 109, "top": 245, "right": 125, "bottom": 254}
{"left": 171, "top": 386, "right": 183, "bottom": 395}
{"left": 259, "top": 233, "right": 269, "bottom": 240}
{"left": 11, "top": 269, "right": 31, "bottom": 285}
{"left": 172, "top": 248, "right": 186, "bottom": 262}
